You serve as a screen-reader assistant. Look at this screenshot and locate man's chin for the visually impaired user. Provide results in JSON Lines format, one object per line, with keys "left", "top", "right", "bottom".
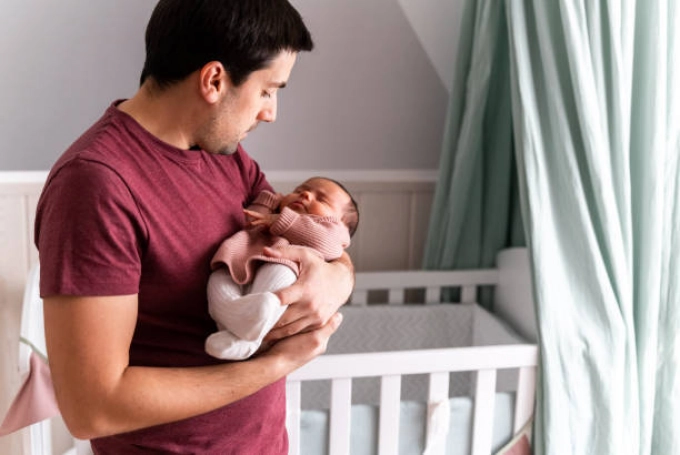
{"left": 216, "top": 144, "right": 239, "bottom": 155}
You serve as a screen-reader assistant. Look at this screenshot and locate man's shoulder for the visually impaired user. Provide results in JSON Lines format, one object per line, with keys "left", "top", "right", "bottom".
{"left": 54, "top": 103, "right": 127, "bottom": 165}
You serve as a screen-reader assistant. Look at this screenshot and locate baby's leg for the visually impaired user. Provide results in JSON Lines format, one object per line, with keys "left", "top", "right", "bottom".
{"left": 226, "top": 263, "right": 295, "bottom": 339}
{"left": 205, "top": 264, "right": 295, "bottom": 360}
{"left": 249, "top": 262, "right": 297, "bottom": 294}
{"left": 206, "top": 268, "right": 244, "bottom": 331}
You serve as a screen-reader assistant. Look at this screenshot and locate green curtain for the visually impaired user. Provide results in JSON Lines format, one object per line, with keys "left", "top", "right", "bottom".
{"left": 508, "top": 0, "right": 680, "bottom": 453}
{"left": 425, "top": 0, "right": 680, "bottom": 453}
{"left": 423, "top": 0, "right": 525, "bottom": 303}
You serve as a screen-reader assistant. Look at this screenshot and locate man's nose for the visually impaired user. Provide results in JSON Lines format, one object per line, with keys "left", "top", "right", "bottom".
{"left": 258, "top": 98, "right": 277, "bottom": 123}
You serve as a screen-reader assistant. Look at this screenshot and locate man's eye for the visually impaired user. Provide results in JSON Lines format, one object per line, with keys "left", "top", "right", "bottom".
{"left": 262, "top": 91, "right": 272, "bottom": 99}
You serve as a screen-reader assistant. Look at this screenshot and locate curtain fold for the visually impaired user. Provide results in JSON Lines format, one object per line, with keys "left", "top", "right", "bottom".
{"left": 505, "top": 0, "right": 679, "bottom": 453}
{"left": 423, "top": 0, "right": 525, "bottom": 307}
{"left": 425, "top": 0, "right": 680, "bottom": 453}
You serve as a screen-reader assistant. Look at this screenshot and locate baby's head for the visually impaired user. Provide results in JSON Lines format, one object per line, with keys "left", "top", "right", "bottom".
{"left": 281, "top": 177, "right": 359, "bottom": 236}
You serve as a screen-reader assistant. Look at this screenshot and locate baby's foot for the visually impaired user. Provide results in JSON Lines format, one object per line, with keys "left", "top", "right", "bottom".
{"left": 205, "top": 330, "right": 260, "bottom": 360}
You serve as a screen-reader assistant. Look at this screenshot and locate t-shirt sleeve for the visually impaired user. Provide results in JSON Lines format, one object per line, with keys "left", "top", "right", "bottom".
{"left": 35, "top": 159, "right": 146, "bottom": 297}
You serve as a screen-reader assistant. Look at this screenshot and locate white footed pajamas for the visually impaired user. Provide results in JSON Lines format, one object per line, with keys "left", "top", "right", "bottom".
{"left": 206, "top": 263, "right": 296, "bottom": 360}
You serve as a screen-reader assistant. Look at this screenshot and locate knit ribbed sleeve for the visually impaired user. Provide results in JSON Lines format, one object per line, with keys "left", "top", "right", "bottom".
{"left": 269, "top": 207, "right": 350, "bottom": 260}
{"left": 250, "top": 190, "right": 281, "bottom": 212}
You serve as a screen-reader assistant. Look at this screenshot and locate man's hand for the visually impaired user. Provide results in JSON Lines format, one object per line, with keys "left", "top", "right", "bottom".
{"left": 261, "top": 246, "right": 354, "bottom": 341}
{"left": 261, "top": 312, "right": 344, "bottom": 367}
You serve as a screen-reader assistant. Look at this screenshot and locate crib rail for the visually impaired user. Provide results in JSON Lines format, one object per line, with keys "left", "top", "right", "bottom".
{"left": 350, "top": 269, "right": 499, "bottom": 305}
{"left": 286, "top": 344, "right": 538, "bottom": 455}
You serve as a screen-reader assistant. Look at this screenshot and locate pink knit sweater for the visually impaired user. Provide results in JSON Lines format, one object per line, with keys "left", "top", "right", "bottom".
{"left": 211, "top": 190, "right": 350, "bottom": 284}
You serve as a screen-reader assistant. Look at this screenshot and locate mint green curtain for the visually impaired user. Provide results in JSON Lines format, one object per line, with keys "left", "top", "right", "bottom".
{"left": 508, "top": 0, "right": 680, "bottom": 453}
{"left": 423, "top": 0, "right": 525, "bottom": 297}
{"left": 425, "top": 0, "right": 680, "bottom": 453}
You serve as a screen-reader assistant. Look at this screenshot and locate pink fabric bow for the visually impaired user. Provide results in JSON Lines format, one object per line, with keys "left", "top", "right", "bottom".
{"left": 498, "top": 434, "right": 531, "bottom": 455}
{"left": 0, "top": 351, "right": 60, "bottom": 436}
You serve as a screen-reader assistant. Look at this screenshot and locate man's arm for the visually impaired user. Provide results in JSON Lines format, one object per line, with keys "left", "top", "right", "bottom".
{"left": 263, "top": 248, "right": 354, "bottom": 340}
{"left": 43, "top": 293, "right": 342, "bottom": 440}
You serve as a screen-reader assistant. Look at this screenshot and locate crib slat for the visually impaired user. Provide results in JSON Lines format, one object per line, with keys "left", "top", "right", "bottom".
{"left": 428, "top": 371, "right": 449, "bottom": 404}
{"left": 471, "top": 369, "right": 497, "bottom": 455}
{"left": 461, "top": 285, "right": 477, "bottom": 303}
{"left": 425, "top": 372, "right": 450, "bottom": 455}
{"left": 285, "top": 381, "right": 302, "bottom": 455}
{"left": 351, "top": 290, "right": 368, "bottom": 305}
{"left": 329, "top": 378, "right": 352, "bottom": 455}
{"left": 425, "top": 286, "right": 441, "bottom": 303}
{"left": 378, "top": 375, "right": 401, "bottom": 455}
{"left": 388, "top": 289, "right": 404, "bottom": 304}
{"left": 514, "top": 366, "right": 536, "bottom": 433}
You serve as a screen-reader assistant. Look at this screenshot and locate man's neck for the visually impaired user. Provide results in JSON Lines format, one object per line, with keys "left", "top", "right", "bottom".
{"left": 118, "top": 80, "right": 199, "bottom": 150}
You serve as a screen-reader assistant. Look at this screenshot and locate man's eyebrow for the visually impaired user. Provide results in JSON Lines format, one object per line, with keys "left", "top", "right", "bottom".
{"left": 270, "top": 81, "right": 287, "bottom": 89}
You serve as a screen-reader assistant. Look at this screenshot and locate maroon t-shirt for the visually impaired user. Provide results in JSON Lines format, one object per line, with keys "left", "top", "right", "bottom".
{"left": 34, "top": 101, "right": 287, "bottom": 454}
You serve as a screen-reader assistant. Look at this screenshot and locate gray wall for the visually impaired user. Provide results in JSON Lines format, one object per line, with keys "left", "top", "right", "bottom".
{"left": 0, "top": 0, "right": 462, "bottom": 171}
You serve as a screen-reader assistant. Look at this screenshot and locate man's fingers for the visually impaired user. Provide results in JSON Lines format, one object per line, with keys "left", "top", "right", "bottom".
{"left": 265, "top": 318, "right": 307, "bottom": 342}
{"left": 274, "top": 282, "right": 305, "bottom": 307}
{"left": 326, "top": 312, "right": 343, "bottom": 333}
{"left": 265, "top": 311, "right": 342, "bottom": 344}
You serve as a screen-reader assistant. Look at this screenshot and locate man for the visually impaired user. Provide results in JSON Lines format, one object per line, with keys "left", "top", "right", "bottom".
{"left": 34, "top": 1, "right": 353, "bottom": 453}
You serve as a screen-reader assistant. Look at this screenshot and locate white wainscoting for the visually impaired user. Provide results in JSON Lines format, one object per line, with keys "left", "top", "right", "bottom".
{"left": 0, "top": 169, "right": 436, "bottom": 454}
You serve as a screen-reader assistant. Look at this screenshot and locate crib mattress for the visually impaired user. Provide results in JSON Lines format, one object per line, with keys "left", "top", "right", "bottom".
{"left": 330, "top": 304, "right": 524, "bottom": 352}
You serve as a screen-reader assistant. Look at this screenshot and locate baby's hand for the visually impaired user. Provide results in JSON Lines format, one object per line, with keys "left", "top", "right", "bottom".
{"left": 244, "top": 209, "right": 278, "bottom": 228}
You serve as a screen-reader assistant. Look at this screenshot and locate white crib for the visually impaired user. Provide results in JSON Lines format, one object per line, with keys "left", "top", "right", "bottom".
{"left": 13, "top": 251, "right": 537, "bottom": 455}
{"left": 286, "top": 251, "right": 538, "bottom": 455}
{"left": 1, "top": 172, "right": 536, "bottom": 455}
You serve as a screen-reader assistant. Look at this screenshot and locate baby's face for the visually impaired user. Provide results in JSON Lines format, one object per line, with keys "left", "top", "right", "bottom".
{"left": 280, "top": 178, "right": 350, "bottom": 219}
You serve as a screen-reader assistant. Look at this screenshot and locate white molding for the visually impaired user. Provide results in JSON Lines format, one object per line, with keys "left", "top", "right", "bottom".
{"left": 0, "top": 171, "right": 49, "bottom": 184}
{"left": 265, "top": 169, "right": 438, "bottom": 183}
{"left": 0, "top": 169, "right": 438, "bottom": 185}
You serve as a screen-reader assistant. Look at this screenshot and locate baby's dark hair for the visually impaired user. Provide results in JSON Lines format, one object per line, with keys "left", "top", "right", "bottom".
{"left": 318, "top": 177, "right": 359, "bottom": 238}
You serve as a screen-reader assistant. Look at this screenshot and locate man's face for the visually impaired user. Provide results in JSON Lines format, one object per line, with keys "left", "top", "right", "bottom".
{"left": 201, "top": 51, "right": 297, "bottom": 155}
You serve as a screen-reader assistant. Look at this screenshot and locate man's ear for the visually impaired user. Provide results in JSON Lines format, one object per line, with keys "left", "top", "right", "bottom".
{"left": 199, "top": 61, "right": 230, "bottom": 104}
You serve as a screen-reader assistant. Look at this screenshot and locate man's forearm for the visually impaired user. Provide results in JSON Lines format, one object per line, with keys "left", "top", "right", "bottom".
{"left": 44, "top": 293, "right": 308, "bottom": 440}
{"left": 71, "top": 355, "right": 288, "bottom": 439}
{"left": 77, "top": 315, "right": 342, "bottom": 439}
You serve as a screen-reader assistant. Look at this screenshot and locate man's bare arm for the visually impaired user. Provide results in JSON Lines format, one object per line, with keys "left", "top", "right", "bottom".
{"left": 44, "top": 293, "right": 341, "bottom": 440}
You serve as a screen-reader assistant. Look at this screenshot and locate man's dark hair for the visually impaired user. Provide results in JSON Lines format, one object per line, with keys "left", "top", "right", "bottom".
{"left": 140, "top": 0, "right": 314, "bottom": 89}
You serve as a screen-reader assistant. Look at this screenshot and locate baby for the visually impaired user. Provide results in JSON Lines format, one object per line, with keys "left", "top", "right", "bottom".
{"left": 206, "top": 176, "right": 359, "bottom": 360}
